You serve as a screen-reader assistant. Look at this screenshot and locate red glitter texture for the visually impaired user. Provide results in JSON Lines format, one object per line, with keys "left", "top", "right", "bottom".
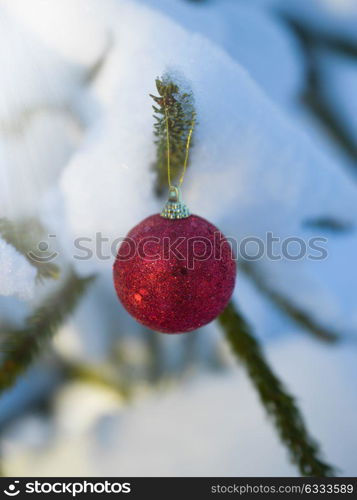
{"left": 113, "top": 214, "right": 236, "bottom": 334}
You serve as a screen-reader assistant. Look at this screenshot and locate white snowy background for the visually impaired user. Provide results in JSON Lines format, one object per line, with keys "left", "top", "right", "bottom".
{"left": 0, "top": 0, "right": 356, "bottom": 476}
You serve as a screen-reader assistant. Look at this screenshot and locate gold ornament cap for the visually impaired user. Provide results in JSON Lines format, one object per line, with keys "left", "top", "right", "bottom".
{"left": 161, "top": 186, "right": 190, "bottom": 219}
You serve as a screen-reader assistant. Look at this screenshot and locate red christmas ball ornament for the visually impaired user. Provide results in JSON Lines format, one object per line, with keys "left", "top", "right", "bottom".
{"left": 113, "top": 187, "right": 236, "bottom": 333}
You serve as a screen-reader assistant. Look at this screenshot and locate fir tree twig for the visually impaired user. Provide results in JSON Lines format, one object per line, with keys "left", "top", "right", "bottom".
{"left": 303, "top": 217, "right": 354, "bottom": 233}
{"left": 0, "top": 271, "right": 95, "bottom": 394}
{"left": 59, "top": 357, "right": 132, "bottom": 400}
{"left": 283, "top": 15, "right": 357, "bottom": 167}
{"left": 241, "top": 262, "right": 340, "bottom": 343}
{"left": 150, "top": 75, "right": 196, "bottom": 195}
{"left": 218, "top": 302, "right": 336, "bottom": 477}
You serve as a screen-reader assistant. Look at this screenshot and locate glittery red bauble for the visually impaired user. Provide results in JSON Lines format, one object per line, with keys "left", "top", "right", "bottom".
{"left": 113, "top": 214, "right": 236, "bottom": 334}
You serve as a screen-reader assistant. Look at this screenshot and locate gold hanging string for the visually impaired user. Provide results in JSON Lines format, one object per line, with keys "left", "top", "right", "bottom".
{"left": 165, "top": 105, "right": 195, "bottom": 189}
{"left": 179, "top": 114, "right": 195, "bottom": 187}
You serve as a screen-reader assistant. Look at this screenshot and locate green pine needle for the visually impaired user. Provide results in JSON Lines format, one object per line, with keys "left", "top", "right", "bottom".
{"left": 219, "top": 302, "right": 336, "bottom": 477}
{"left": 150, "top": 75, "right": 196, "bottom": 195}
{"left": 0, "top": 271, "right": 95, "bottom": 394}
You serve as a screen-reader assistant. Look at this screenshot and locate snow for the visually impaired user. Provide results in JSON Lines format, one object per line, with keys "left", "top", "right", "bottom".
{"left": 0, "top": 6, "right": 80, "bottom": 126}
{"left": 5, "top": 0, "right": 111, "bottom": 68}
{"left": 0, "top": 110, "right": 81, "bottom": 219}
{"left": 141, "top": 0, "right": 305, "bottom": 108}
{"left": 0, "top": 0, "right": 356, "bottom": 478}
{"left": 0, "top": 238, "right": 37, "bottom": 299}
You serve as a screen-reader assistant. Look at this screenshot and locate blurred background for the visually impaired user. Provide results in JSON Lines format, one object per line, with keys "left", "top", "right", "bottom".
{"left": 0, "top": 0, "right": 357, "bottom": 477}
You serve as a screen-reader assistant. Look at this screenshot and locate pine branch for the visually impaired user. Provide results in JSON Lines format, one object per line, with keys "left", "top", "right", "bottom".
{"left": 0, "top": 217, "right": 60, "bottom": 282}
{"left": 0, "top": 271, "right": 95, "bottom": 394}
{"left": 282, "top": 16, "right": 357, "bottom": 167}
{"left": 218, "top": 302, "right": 336, "bottom": 477}
{"left": 150, "top": 74, "right": 196, "bottom": 195}
{"left": 241, "top": 262, "right": 340, "bottom": 343}
{"left": 83, "top": 34, "right": 113, "bottom": 85}
{"left": 283, "top": 15, "right": 357, "bottom": 58}
{"left": 59, "top": 357, "right": 132, "bottom": 400}
{"left": 303, "top": 217, "right": 354, "bottom": 233}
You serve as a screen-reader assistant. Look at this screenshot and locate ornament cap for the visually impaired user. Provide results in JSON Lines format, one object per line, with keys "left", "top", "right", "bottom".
{"left": 161, "top": 185, "right": 190, "bottom": 219}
